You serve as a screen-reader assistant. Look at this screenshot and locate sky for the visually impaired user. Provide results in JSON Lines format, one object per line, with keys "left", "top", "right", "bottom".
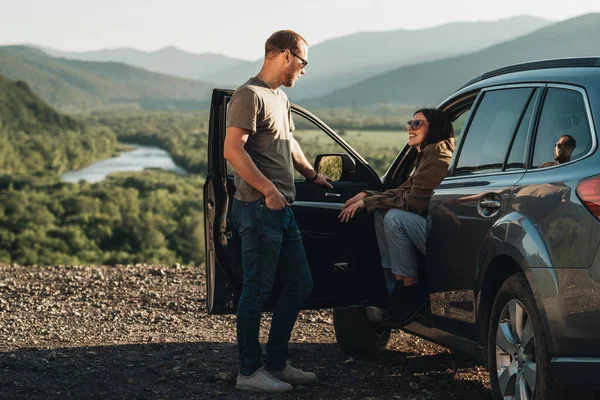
{"left": 1, "top": 0, "right": 599, "bottom": 60}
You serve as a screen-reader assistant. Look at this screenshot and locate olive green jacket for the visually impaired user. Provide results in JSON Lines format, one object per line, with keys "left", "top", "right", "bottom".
{"left": 362, "top": 139, "right": 455, "bottom": 216}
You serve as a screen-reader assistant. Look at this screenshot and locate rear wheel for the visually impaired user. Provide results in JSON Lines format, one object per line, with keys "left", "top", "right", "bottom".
{"left": 488, "top": 273, "right": 556, "bottom": 400}
{"left": 333, "top": 306, "right": 391, "bottom": 356}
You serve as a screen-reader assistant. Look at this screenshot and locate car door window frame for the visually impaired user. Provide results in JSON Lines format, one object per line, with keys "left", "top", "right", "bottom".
{"left": 525, "top": 83, "right": 597, "bottom": 172}
{"left": 447, "top": 83, "right": 545, "bottom": 180}
{"left": 206, "top": 89, "right": 384, "bottom": 313}
{"left": 290, "top": 106, "right": 380, "bottom": 185}
{"left": 503, "top": 87, "right": 543, "bottom": 171}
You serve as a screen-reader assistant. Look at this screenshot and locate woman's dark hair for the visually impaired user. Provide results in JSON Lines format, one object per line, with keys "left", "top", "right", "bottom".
{"left": 415, "top": 108, "right": 454, "bottom": 147}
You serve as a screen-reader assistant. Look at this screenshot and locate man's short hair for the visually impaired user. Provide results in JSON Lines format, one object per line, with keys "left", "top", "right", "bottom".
{"left": 265, "top": 30, "right": 308, "bottom": 57}
{"left": 560, "top": 134, "right": 577, "bottom": 150}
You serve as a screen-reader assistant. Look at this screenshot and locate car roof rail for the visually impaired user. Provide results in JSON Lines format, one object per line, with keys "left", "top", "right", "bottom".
{"left": 456, "top": 57, "right": 600, "bottom": 92}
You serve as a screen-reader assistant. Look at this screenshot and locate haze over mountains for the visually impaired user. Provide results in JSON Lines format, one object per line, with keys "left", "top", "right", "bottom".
{"left": 307, "top": 13, "right": 600, "bottom": 107}
{"left": 32, "top": 15, "right": 551, "bottom": 102}
{"left": 2, "top": 14, "right": 599, "bottom": 111}
{"left": 204, "top": 15, "right": 551, "bottom": 99}
{"left": 39, "top": 45, "right": 250, "bottom": 82}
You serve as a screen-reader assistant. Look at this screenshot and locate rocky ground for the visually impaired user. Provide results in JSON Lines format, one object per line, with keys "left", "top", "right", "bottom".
{"left": 0, "top": 264, "right": 492, "bottom": 399}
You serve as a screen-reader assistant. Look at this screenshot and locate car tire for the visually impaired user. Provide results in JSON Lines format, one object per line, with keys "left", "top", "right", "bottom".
{"left": 488, "top": 273, "right": 556, "bottom": 400}
{"left": 333, "top": 306, "right": 391, "bottom": 356}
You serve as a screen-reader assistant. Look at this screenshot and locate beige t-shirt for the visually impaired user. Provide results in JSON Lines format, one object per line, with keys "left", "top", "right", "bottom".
{"left": 227, "top": 77, "right": 296, "bottom": 202}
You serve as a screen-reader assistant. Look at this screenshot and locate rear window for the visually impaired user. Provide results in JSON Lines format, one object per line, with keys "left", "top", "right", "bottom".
{"left": 455, "top": 88, "right": 534, "bottom": 175}
{"left": 531, "top": 88, "right": 592, "bottom": 169}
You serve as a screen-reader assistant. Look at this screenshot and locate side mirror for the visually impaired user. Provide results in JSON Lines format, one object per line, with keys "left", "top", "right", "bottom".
{"left": 314, "top": 153, "right": 356, "bottom": 182}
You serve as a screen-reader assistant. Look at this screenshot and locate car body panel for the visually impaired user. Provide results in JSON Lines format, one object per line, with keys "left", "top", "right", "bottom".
{"left": 426, "top": 172, "right": 524, "bottom": 340}
{"left": 410, "top": 64, "right": 600, "bottom": 382}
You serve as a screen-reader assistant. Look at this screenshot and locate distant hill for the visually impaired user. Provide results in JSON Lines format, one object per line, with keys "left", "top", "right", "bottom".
{"left": 0, "top": 75, "right": 117, "bottom": 176}
{"left": 203, "top": 15, "right": 551, "bottom": 99}
{"left": 308, "top": 13, "right": 600, "bottom": 107}
{"left": 38, "top": 45, "right": 251, "bottom": 81}
{"left": 0, "top": 75, "right": 79, "bottom": 132}
{"left": 0, "top": 46, "right": 215, "bottom": 111}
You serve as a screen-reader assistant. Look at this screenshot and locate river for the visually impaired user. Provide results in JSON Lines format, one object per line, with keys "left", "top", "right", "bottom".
{"left": 60, "top": 144, "right": 188, "bottom": 183}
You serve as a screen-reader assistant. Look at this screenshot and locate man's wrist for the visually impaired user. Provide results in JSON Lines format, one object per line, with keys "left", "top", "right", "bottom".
{"left": 305, "top": 170, "right": 318, "bottom": 182}
{"left": 262, "top": 184, "right": 279, "bottom": 197}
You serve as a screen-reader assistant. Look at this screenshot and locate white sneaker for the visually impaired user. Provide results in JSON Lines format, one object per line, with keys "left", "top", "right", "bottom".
{"left": 271, "top": 364, "right": 317, "bottom": 385}
{"left": 236, "top": 367, "right": 293, "bottom": 393}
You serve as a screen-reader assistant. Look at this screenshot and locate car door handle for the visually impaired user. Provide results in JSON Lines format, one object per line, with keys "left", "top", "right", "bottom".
{"left": 325, "top": 192, "right": 341, "bottom": 197}
{"left": 479, "top": 199, "right": 500, "bottom": 209}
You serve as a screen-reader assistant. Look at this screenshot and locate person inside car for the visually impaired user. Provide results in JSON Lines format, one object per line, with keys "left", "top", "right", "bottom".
{"left": 338, "top": 108, "right": 455, "bottom": 326}
{"left": 538, "top": 134, "right": 576, "bottom": 168}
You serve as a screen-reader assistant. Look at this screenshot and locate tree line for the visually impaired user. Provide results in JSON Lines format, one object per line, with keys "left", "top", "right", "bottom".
{"left": 0, "top": 172, "right": 205, "bottom": 266}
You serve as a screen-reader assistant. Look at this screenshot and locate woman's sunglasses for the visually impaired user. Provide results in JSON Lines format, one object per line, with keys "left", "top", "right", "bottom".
{"left": 405, "top": 119, "right": 429, "bottom": 130}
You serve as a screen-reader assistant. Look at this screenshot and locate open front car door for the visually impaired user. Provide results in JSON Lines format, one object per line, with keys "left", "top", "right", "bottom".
{"left": 204, "top": 89, "right": 384, "bottom": 314}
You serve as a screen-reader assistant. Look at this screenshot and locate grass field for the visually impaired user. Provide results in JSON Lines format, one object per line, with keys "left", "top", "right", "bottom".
{"left": 294, "top": 129, "right": 409, "bottom": 176}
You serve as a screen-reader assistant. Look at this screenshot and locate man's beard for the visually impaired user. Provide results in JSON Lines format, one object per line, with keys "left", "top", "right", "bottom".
{"left": 282, "top": 67, "right": 297, "bottom": 87}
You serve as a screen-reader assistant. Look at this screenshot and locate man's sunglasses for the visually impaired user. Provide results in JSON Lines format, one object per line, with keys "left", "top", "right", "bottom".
{"left": 405, "top": 119, "right": 428, "bottom": 130}
{"left": 282, "top": 49, "right": 308, "bottom": 68}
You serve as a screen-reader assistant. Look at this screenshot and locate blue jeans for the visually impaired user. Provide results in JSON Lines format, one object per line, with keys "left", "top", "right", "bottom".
{"left": 232, "top": 198, "right": 313, "bottom": 376}
{"left": 374, "top": 209, "right": 426, "bottom": 294}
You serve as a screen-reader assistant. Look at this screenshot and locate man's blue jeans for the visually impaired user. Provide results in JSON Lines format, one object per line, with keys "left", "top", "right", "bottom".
{"left": 232, "top": 197, "right": 313, "bottom": 376}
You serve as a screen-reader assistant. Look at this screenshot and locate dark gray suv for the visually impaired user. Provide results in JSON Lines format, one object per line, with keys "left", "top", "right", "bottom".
{"left": 204, "top": 57, "right": 600, "bottom": 399}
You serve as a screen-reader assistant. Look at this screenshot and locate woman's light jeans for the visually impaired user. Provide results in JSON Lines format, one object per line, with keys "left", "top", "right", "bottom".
{"left": 374, "top": 209, "right": 426, "bottom": 295}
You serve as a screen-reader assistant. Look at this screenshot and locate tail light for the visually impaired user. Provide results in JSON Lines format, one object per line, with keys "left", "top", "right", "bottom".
{"left": 577, "top": 176, "right": 600, "bottom": 218}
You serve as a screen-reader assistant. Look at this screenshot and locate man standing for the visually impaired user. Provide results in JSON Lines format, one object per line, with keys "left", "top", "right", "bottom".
{"left": 224, "top": 30, "right": 333, "bottom": 393}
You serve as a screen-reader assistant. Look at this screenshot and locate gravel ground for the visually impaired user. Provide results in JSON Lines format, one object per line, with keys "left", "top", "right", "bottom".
{"left": 0, "top": 264, "right": 492, "bottom": 399}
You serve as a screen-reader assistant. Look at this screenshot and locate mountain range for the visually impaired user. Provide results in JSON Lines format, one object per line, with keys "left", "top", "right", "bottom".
{"left": 307, "top": 13, "right": 600, "bottom": 107}
{"left": 39, "top": 45, "right": 250, "bottom": 82}
{"left": 3, "top": 14, "right": 600, "bottom": 111}
{"left": 0, "top": 46, "right": 214, "bottom": 111}
{"left": 33, "top": 15, "right": 551, "bottom": 101}
{"left": 204, "top": 15, "right": 551, "bottom": 99}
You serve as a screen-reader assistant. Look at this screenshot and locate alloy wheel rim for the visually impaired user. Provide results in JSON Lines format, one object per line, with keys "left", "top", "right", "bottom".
{"left": 495, "top": 299, "right": 537, "bottom": 400}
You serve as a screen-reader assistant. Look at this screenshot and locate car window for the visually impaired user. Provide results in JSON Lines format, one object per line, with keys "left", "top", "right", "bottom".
{"left": 296, "top": 117, "right": 403, "bottom": 178}
{"left": 292, "top": 111, "right": 355, "bottom": 181}
{"left": 452, "top": 108, "right": 471, "bottom": 142}
{"left": 532, "top": 88, "right": 592, "bottom": 169}
{"left": 505, "top": 89, "right": 540, "bottom": 171}
{"left": 455, "top": 88, "right": 534, "bottom": 175}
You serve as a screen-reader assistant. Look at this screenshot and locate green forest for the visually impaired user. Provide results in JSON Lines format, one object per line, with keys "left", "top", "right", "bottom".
{"left": 0, "top": 172, "right": 204, "bottom": 266}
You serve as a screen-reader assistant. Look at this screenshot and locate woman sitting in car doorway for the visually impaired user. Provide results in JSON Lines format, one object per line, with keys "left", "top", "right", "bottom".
{"left": 338, "top": 108, "right": 455, "bottom": 326}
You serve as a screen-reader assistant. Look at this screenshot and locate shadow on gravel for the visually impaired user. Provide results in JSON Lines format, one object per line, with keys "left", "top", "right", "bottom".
{"left": 0, "top": 341, "right": 491, "bottom": 399}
